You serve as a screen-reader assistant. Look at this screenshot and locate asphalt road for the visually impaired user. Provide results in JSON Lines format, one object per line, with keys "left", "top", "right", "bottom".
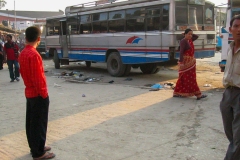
{"left": 0, "top": 56, "right": 227, "bottom": 160}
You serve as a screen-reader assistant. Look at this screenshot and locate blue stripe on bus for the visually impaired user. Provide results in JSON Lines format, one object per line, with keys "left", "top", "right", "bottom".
{"left": 121, "top": 57, "right": 169, "bottom": 64}
{"left": 175, "top": 50, "right": 215, "bottom": 59}
{"left": 65, "top": 53, "right": 169, "bottom": 64}
{"left": 69, "top": 54, "right": 105, "bottom": 62}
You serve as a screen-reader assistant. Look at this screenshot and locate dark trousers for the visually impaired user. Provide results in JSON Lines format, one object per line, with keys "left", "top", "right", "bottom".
{"left": 7, "top": 60, "right": 19, "bottom": 80}
{"left": 220, "top": 87, "right": 240, "bottom": 160}
{"left": 26, "top": 96, "right": 49, "bottom": 158}
{"left": 0, "top": 54, "right": 3, "bottom": 69}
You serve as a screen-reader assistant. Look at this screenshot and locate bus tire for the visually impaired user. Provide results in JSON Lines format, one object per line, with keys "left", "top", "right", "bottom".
{"left": 107, "top": 52, "right": 126, "bottom": 77}
{"left": 153, "top": 67, "right": 160, "bottom": 74}
{"left": 53, "top": 50, "right": 60, "bottom": 69}
{"left": 123, "top": 64, "right": 131, "bottom": 76}
{"left": 85, "top": 61, "right": 91, "bottom": 67}
{"left": 140, "top": 63, "right": 158, "bottom": 74}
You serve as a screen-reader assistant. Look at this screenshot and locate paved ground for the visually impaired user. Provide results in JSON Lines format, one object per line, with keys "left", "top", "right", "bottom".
{"left": 0, "top": 54, "right": 228, "bottom": 160}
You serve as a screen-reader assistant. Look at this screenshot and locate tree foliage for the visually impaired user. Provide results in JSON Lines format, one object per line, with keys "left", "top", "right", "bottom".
{"left": 0, "top": 0, "right": 7, "bottom": 9}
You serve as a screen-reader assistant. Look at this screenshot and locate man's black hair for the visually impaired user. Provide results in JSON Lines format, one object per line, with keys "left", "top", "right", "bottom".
{"left": 7, "top": 34, "right": 12, "bottom": 39}
{"left": 25, "top": 26, "right": 41, "bottom": 42}
{"left": 230, "top": 14, "right": 240, "bottom": 27}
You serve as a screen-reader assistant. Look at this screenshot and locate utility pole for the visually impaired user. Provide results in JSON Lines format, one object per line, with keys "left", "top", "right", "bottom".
{"left": 14, "top": 0, "right": 16, "bottom": 38}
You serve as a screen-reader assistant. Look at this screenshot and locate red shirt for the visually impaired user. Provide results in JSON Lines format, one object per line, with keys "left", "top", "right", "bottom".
{"left": 4, "top": 41, "right": 19, "bottom": 60}
{"left": 19, "top": 45, "right": 48, "bottom": 98}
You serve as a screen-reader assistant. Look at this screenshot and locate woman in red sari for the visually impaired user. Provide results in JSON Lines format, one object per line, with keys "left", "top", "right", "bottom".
{"left": 173, "top": 28, "right": 207, "bottom": 100}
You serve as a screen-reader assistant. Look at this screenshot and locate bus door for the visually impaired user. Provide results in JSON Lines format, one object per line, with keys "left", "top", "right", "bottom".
{"left": 59, "top": 19, "right": 69, "bottom": 58}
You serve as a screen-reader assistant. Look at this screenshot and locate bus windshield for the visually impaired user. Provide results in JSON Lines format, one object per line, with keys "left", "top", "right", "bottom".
{"left": 33, "top": 23, "right": 46, "bottom": 37}
{"left": 175, "top": 0, "right": 214, "bottom": 29}
{"left": 232, "top": 0, "right": 240, "bottom": 8}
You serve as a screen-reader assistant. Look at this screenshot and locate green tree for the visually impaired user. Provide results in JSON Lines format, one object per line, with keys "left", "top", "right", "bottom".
{"left": 0, "top": 0, "right": 7, "bottom": 9}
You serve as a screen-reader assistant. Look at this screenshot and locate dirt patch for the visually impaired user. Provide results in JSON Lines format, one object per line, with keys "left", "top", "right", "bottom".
{"left": 164, "top": 61, "right": 224, "bottom": 91}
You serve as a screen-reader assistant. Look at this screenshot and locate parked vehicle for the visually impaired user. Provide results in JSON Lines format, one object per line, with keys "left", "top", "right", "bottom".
{"left": 45, "top": 0, "right": 216, "bottom": 76}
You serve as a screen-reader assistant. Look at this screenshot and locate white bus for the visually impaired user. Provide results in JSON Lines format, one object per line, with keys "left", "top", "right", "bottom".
{"left": 45, "top": 0, "right": 216, "bottom": 76}
{"left": 219, "top": 0, "right": 240, "bottom": 72}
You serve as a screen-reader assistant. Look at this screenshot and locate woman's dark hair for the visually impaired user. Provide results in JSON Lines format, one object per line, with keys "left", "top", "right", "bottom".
{"left": 230, "top": 14, "right": 240, "bottom": 27}
{"left": 184, "top": 28, "right": 192, "bottom": 35}
{"left": 25, "top": 26, "right": 41, "bottom": 42}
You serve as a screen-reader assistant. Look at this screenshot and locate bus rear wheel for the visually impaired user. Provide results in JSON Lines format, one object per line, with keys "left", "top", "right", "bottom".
{"left": 107, "top": 52, "right": 126, "bottom": 77}
{"left": 85, "top": 61, "right": 91, "bottom": 67}
{"left": 53, "top": 50, "right": 60, "bottom": 69}
{"left": 140, "top": 63, "right": 159, "bottom": 74}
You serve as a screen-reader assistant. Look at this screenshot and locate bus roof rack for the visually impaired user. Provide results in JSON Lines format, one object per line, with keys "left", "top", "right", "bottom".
{"left": 65, "top": 0, "right": 159, "bottom": 15}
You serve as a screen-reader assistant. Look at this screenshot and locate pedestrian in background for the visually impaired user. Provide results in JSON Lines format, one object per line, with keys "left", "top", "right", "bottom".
{"left": 3, "top": 34, "right": 20, "bottom": 82}
{"left": 173, "top": 28, "right": 207, "bottom": 100}
{"left": 0, "top": 40, "right": 3, "bottom": 70}
{"left": 220, "top": 14, "right": 240, "bottom": 160}
{"left": 18, "top": 26, "right": 55, "bottom": 160}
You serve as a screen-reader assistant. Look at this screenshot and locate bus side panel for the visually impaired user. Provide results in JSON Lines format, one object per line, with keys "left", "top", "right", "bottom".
{"left": 46, "top": 36, "right": 62, "bottom": 58}
{"left": 144, "top": 32, "right": 169, "bottom": 63}
{"left": 175, "top": 33, "right": 215, "bottom": 59}
{"left": 68, "top": 34, "right": 108, "bottom": 62}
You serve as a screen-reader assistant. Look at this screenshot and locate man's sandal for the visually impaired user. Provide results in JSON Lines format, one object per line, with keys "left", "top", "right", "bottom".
{"left": 33, "top": 152, "right": 55, "bottom": 160}
{"left": 197, "top": 94, "right": 207, "bottom": 100}
{"left": 30, "top": 146, "right": 51, "bottom": 154}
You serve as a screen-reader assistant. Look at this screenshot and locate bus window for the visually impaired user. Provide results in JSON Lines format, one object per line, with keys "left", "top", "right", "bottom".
{"left": 46, "top": 20, "right": 54, "bottom": 36}
{"left": 67, "top": 15, "right": 79, "bottom": 35}
{"left": 126, "top": 8, "right": 145, "bottom": 18}
{"left": 194, "top": 5, "right": 203, "bottom": 24}
{"left": 126, "top": 8, "right": 145, "bottom": 32}
{"left": 109, "top": 10, "right": 125, "bottom": 32}
{"left": 109, "top": 10, "right": 125, "bottom": 20}
{"left": 126, "top": 18, "right": 145, "bottom": 32}
{"left": 189, "top": 7, "right": 198, "bottom": 24}
{"left": 232, "top": 11, "right": 240, "bottom": 17}
{"left": 232, "top": 0, "right": 240, "bottom": 8}
{"left": 146, "top": 17, "right": 160, "bottom": 31}
{"left": 161, "top": 4, "right": 169, "bottom": 30}
{"left": 54, "top": 21, "right": 60, "bottom": 35}
{"left": 81, "top": 23, "right": 92, "bottom": 34}
{"left": 93, "top": 12, "right": 108, "bottom": 21}
{"left": 109, "top": 19, "right": 125, "bottom": 33}
{"left": 80, "top": 15, "right": 92, "bottom": 34}
{"left": 92, "top": 12, "right": 108, "bottom": 33}
{"left": 175, "top": 6, "right": 188, "bottom": 24}
{"left": 205, "top": 2, "right": 214, "bottom": 24}
{"left": 92, "top": 21, "right": 108, "bottom": 33}
{"left": 146, "top": 7, "right": 160, "bottom": 31}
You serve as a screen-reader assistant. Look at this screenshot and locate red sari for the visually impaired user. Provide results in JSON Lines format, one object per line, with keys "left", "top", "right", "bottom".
{"left": 173, "top": 40, "right": 201, "bottom": 97}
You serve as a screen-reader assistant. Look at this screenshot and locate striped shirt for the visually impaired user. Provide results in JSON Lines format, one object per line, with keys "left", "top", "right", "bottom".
{"left": 19, "top": 45, "right": 48, "bottom": 98}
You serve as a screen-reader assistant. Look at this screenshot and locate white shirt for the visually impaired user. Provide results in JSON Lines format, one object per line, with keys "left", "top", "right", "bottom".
{"left": 223, "top": 42, "right": 240, "bottom": 88}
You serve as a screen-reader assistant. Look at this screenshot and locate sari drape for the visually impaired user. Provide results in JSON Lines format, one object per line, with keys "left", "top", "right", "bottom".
{"left": 173, "top": 40, "right": 201, "bottom": 97}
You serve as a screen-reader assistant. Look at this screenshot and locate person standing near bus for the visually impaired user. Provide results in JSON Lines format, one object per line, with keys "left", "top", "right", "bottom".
{"left": 18, "top": 26, "right": 55, "bottom": 160}
{"left": 220, "top": 14, "right": 240, "bottom": 160}
{"left": 3, "top": 34, "right": 20, "bottom": 82}
{"left": 173, "top": 28, "right": 207, "bottom": 100}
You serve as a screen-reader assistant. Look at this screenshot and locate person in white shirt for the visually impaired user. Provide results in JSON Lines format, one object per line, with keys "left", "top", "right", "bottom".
{"left": 220, "top": 14, "right": 240, "bottom": 160}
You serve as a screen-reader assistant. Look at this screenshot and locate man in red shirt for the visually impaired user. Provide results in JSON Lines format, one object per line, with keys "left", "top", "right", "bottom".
{"left": 18, "top": 26, "right": 55, "bottom": 160}
{"left": 4, "top": 34, "right": 20, "bottom": 82}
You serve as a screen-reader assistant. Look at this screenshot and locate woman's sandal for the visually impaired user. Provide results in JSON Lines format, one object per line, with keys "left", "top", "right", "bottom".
{"left": 173, "top": 95, "right": 184, "bottom": 98}
{"left": 197, "top": 94, "right": 207, "bottom": 100}
{"left": 33, "top": 152, "right": 55, "bottom": 160}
